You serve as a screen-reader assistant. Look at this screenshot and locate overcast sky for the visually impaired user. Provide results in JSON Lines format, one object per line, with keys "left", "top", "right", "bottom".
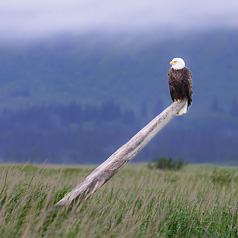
{"left": 0, "top": 0, "right": 238, "bottom": 44}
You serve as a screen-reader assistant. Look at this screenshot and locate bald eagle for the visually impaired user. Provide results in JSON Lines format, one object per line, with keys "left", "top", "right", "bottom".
{"left": 168, "top": 58, "right": 193, "bottom": 116}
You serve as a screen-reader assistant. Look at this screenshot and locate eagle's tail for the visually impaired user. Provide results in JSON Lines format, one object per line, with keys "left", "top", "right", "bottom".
{"left": 176, "top": 101, "right": 188, "bottom": 116}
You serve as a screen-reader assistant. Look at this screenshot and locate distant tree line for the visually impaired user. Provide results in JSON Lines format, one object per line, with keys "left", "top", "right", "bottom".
{"left": 0, "top": 100, "right": 237, "bottom": 164}
{"left": 0, "top": 100, "right": 137, "bottom": 131}
{"left": 0, "top": 101, "right": 141, "bottom": 164}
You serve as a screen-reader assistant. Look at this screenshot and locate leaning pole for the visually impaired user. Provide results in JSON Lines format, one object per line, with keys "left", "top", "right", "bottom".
{"left": 55, "top": 101, "right": 186, "bottom": 207}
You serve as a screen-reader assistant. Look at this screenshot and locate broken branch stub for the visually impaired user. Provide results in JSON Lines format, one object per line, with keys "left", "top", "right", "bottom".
{"left": 55, "top": 101, "right": 186, "bottom": 207}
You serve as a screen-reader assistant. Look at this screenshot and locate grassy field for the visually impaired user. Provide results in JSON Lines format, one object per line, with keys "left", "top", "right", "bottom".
{"left": 0, "top": 163, "right": 237, "bottom": 238}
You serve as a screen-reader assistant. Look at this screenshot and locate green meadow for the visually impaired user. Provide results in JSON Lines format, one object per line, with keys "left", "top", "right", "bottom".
{"left": 0, "top": 164, "right": 237, "bottom": 238}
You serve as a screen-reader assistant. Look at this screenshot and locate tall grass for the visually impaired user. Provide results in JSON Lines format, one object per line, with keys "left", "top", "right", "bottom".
{"left": 0, "top": 164, "right": 237, "bottom": 237}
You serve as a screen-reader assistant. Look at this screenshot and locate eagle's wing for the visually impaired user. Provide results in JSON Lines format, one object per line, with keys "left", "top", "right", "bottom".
{"left": 184, "top": 67, "right": 193, "bottom": 107}
{"left": 168, "top": 68, "right": 175, "bottom": 101}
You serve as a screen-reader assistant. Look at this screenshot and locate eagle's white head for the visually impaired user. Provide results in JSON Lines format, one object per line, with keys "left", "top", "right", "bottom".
{"left": 169, "top": 58, "right": 185, "bottom": 70}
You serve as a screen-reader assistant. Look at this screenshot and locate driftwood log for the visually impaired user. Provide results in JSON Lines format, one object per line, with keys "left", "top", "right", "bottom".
{"left": 55, "top": 101, "right": 186, "bottom": 207}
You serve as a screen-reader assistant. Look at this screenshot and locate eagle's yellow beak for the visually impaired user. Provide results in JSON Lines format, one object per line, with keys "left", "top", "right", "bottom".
{"left": 169, "top": 61, "right": 176, "bottom": 65}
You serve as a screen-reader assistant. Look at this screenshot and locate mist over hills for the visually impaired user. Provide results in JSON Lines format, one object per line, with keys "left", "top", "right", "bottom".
{"left": 0, "top": 30, "right": 237, "bottom": 111}
{"left": 0, "top": 29, "right": 237, "bottom": 164}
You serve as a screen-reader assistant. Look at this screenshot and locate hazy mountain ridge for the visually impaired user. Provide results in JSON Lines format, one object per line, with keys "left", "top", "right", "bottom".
{"left": 0, "top": 30, "right": 237, "bottom": 111}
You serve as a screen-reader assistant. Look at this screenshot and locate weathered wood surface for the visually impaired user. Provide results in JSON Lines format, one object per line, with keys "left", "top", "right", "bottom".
{"left": 55, "top": 101, "right": 186, "bottom": 207}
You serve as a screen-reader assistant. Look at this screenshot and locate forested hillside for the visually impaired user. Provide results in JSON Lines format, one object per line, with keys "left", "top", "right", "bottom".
{"left": 0, "top": 30, "right": 237, "bottom": 164}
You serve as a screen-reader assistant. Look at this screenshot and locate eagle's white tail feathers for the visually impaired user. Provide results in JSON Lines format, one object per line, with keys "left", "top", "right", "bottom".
{"left": 176, "top": 101, "right": 188, "bottom": 116}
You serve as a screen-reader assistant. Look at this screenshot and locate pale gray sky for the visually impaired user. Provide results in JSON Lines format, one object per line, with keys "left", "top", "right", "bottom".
{"left": 0, "top": 0, "right": 238, "bottom": 44}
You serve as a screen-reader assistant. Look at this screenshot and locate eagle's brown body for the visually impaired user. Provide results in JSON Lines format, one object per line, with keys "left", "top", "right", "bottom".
{"left": 168, "top": 67, "right": 193, "bottom": 108}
